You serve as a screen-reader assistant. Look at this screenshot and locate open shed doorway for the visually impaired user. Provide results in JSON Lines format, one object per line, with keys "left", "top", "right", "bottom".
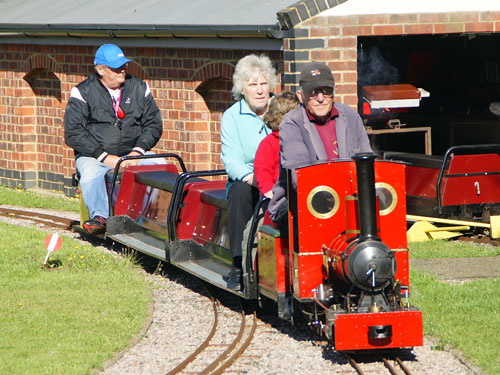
{"left": 358, "top": 33, "right": 500, "bottom": 155}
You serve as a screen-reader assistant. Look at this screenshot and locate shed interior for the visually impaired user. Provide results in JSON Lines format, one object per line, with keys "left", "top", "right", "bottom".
{"left": 358, "top": 34, "right": 500, "bottom": 155}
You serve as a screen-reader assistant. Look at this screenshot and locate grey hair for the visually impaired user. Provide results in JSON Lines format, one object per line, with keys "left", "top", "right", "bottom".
{"left": 231, "top": 54, "right": 277, "bottom": 100}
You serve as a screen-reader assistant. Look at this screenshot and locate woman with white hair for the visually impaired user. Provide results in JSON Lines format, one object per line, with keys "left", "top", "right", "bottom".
{"left": 221, "top": 54, "right": 278, "bottom": 290}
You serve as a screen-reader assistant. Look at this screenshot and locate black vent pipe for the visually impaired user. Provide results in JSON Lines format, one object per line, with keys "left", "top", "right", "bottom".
{"left": 352, "top": 153, "right": 380, "bottom": 242}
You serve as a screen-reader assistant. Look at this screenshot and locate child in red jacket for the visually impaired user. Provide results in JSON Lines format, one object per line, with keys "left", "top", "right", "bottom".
{"left": 254, "top": 91, "right": 299, "bottom": 198}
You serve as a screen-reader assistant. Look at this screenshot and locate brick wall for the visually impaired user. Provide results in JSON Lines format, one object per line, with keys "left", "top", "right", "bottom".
{"left": 279, "top": 6, "right": 500, "bottom": 108}
{"left": 4, "top": 7, "right": 497, "bottom": 197}
{"left": 0, "top": 44, "right": 282, "bottom": 195}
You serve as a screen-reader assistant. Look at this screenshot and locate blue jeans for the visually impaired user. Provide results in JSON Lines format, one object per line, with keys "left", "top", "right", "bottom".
{"left": 76, "top": 153, "right": 165, "bottom": 220}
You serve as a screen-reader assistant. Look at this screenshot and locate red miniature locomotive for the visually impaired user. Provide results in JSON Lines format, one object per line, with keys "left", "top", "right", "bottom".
{"left": 256, "top": 153, "right": 422, "bottom": 350}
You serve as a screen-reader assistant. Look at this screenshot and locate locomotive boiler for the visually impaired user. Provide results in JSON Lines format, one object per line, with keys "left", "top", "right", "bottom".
{"left": 82, "top": 151, "right": 422, "bottom": 352}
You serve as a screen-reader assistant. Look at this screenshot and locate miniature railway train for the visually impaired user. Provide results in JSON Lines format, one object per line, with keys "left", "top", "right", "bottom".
{"left": 77, "top": 152, "right": 424, "bottom": 352}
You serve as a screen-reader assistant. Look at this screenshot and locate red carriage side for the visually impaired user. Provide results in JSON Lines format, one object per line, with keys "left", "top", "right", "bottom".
{"left": 385, "top": 144, "right": 500, "bottom": 226}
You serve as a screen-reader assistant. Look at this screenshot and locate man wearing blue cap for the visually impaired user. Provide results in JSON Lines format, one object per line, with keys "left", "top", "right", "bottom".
{"left": 64, "top": 44, "right": 163, "bottom": 235}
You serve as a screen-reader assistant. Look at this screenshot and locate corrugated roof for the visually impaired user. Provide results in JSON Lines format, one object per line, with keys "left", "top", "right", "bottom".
{"left": 322, "top": 0, "right": 500, "bottom": 16}
{"left": 0, "top": 0, "right": 293, "bottom": 27}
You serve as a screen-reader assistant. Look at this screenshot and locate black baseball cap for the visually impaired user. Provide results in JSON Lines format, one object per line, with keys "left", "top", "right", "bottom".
{"left": 299, "top": 62, "right": 335, "bottom": 93}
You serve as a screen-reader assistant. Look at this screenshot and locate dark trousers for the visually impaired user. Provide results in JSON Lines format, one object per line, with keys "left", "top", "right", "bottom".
{"left": 227, "top": 181, "right": 260, "bottom": 266}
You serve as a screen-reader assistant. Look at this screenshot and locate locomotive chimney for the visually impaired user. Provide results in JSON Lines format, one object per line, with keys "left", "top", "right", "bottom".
{"left": 352, "top": 153, "right": 380, "bottom": 242}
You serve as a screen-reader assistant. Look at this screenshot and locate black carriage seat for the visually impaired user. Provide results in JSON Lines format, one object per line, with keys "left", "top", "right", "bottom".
{"left": 71, "top": 170, "right": 122, "bottom": 187}
{"left": 200, "top": 188, "right": 227, "bottom": 210}
{"left": 135, "top": 171, "right": 179, "bottom": 192}
{"left": 135, "top": 171, "right": 207, "bottom": 192}
{"left": 384, "top": 152, "right": 444, "bottom": 170}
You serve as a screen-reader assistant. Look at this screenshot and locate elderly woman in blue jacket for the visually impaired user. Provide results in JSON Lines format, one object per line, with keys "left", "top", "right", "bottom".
{"left": 221, "top": 54, "right": 277, "bottom": 290}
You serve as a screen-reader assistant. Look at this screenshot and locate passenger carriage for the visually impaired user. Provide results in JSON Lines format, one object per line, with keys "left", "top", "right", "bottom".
{"left": 384, "top": 144, "right": 500, "bottom": 224}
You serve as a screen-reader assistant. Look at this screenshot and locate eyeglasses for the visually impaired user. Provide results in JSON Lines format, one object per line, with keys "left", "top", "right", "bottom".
{"left": 308, "top": 87, "right": 334, "bottom": 98}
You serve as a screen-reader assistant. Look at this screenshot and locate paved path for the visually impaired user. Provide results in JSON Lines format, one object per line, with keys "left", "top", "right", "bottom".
{"left": 411, "top": 256, "right": 500, "bottom": 282}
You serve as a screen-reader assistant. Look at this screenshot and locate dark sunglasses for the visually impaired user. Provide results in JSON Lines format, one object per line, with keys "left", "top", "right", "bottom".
{"left": 309, "top": 87, "right": 334, "bottom": 98}
{"left": 106, "top": 64, "right": 127, "bottom": 73}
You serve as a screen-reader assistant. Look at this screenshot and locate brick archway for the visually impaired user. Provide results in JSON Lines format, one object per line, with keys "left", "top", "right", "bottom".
{"left": 19, "top": 53, "right": 69, "bottom": 191}
{"left": 189, "top": 62, "right": 235, "bottom": 171}
{"left": 23, "top": 54, "right": 62, "bottom": 74}
{"left": 192, "top": 61, "right": 234, "bottom": 83}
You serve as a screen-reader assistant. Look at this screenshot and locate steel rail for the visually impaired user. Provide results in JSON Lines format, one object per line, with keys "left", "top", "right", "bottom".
{"left": 165, "top": 282, "right": 219, "bottom": 375}
{"left": 164, "top": 280, "right": 256, "bottom": 375}
{"left": 208, "top": 309, "right": 257, "bottom": 375}
{"left": 0, "top": 208, "right": 78, "bottom": 229}
{"left": 382, "top": 357, "right": 399, "bottom": 375}
{"left": 200, "top": 298, "right": 249, "bottom": 375}
{"left": 0, "top": 208, "right": 256, "bottom": 374}
{"left": 343, "top": 353, "right": 366, "bottom": 375}
{"left": 345, "top": 353, "right": 413, "bottom": 375}
{"left": 395, "top": 356, "right": 413, "bottom": 375}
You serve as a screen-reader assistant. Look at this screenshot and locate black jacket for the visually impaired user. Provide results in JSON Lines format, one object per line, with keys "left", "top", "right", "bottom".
{"left": 64, "top": 73, "right": 163, "bottom": 159}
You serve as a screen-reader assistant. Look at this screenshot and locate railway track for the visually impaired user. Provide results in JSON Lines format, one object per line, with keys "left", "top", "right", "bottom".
{"left": 344, "top": 353, "right": 413, "bottom": 375}
{"left": 166, "top": 282, "right": 257, "bottom": 375}
{"left": 0, "top": 207, "right": 78, "bottom": 230}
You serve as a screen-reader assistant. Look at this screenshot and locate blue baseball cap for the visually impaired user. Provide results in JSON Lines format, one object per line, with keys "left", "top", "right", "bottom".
{"left": 94, "top": 44, "right": 132, "bottom": 68}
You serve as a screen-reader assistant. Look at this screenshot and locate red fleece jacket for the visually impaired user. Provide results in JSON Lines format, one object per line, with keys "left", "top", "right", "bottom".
{"left": 254, "top": 130, "right": 280, "bottom": 196}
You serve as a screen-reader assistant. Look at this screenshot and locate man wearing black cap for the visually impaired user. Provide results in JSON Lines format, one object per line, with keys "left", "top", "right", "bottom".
{"left": 268, "top": 61, "right": 372, "bottom": 222}
{"left": 64, "top": 44, "right": 163, "bottom": 235}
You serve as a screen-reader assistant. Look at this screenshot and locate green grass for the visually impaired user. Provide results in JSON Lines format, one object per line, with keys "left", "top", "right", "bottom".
{"left": 0, "top": 185, "right": 79, "bottom": 212}
{"left": 409, "top": 239, "right": 500, "bottom": 258}
{"left": 0, "top": 221, "right": 151, "bottom": 375}
{"left": 409, "top": 240, "right": 500, "bottom": 375}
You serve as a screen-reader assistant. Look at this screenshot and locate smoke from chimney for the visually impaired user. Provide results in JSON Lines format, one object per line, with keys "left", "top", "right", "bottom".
{"left": 358, "top": 46, "right": 400, "bottom": 87}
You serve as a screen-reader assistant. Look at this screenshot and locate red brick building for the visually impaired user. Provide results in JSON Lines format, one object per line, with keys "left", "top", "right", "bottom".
{"left": 0, "top": 0, "right": 499, "bottom": 196}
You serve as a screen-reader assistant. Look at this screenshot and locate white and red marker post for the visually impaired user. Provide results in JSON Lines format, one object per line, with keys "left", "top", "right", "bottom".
{"left": 43, "top": 233, "right": 62, "bottom": 266}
